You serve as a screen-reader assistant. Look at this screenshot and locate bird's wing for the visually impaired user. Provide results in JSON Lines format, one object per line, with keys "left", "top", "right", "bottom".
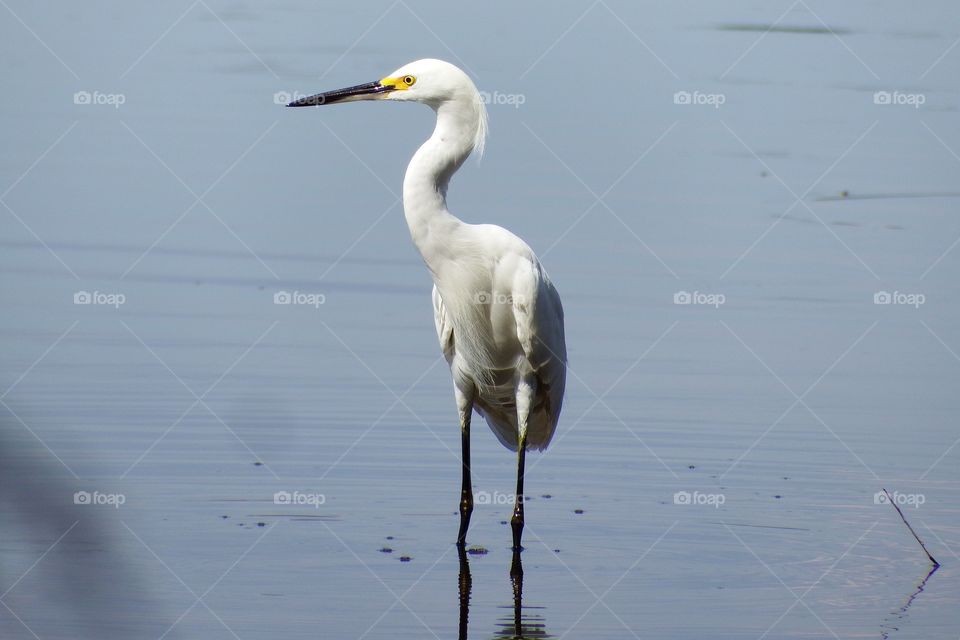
{"left": 513, "top": 260, "right": 567, "bottom": 447}
{"left": 532, "top": 273, "right": 567, "bottom": 417}
{"left": 431, "top": 284, "right": 455, "bottom": 361}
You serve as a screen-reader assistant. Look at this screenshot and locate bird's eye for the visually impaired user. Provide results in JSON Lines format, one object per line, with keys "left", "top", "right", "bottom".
{"left": 402, "top": 75, "right": 416, "bottom": 86}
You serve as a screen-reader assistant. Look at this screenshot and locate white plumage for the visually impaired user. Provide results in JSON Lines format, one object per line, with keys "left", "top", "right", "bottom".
{"left": 431, "top": 257, "right": 566, "bottom": 452}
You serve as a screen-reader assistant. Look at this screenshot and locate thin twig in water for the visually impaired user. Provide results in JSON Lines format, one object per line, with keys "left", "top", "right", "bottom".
{"left": 883, "top": 488, "right": 939, "bottom": 567}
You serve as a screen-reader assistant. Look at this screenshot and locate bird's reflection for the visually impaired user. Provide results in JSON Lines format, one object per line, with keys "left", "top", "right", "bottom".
{"left": 457, "top": 547, "right": 550, "bottom": 639}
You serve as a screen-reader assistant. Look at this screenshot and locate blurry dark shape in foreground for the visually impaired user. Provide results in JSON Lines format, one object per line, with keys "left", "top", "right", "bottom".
{"left": 0, "top": 424, "right": 168, "bottom": 639}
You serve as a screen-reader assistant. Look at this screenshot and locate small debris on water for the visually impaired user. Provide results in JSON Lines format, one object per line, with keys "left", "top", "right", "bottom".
{"left": 379, "top": 547, "right": 393, "bottom": 553}
{"left": 253, "top": 461, "right": 263, "bottom": 466}
{"left": 399, "top": 556, "right": 412, "bottom": 562}
{"left": 386, "top": 536, "right": 394, "bottom": 540}
{"left": 466, "top": 546, "right": 488, "bottom": 555}
{"left": 500, "top": 520, "right": 508, "bottom": 525}
{"left": 541, "top": 494, "right": 552, "bottom": 499}
{"left": 574, "top": 509, "right": 584, "bottom": 514}
{"left": 257, "top": 522, "right": 266, "bottom": 527}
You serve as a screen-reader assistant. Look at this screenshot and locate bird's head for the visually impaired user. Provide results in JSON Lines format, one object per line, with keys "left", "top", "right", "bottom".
{"left": 288, "top": 58, "right": 488, "bottom": 154}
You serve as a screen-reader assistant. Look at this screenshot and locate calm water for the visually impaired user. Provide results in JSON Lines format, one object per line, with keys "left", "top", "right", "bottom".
{"left": 1, "top": 1, "right": 958, "bottom": 638}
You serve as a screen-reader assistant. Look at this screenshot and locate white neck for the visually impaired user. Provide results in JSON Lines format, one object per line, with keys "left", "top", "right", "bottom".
{"left": 402, "top": 99, "right": 478, "bottom": 276}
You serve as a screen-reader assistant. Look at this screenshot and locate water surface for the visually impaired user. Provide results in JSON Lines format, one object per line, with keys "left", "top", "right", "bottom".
{"left": 1, "top": 1, "right": 958, "bottom": 638}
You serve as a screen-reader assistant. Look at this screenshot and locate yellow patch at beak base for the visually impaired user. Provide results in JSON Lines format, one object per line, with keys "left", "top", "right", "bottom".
{"left": 380, "top": 75, "right": 415, "bottom": 91}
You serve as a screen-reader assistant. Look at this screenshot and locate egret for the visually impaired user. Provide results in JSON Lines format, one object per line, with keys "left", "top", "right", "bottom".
{"left": 289, "top": 59, "right": 566, "bottom": 550}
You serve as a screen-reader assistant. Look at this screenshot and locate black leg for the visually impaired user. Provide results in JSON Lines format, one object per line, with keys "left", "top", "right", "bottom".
{"left": 510, "top": 434, "right": 527, "bottom": 551}
{"left": 457, "top": 417, "right": 473, "bottom": 547}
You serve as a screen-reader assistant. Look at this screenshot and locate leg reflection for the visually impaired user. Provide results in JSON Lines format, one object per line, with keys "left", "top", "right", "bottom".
{"left": 510, "top": 549, "right": 523, "bottom": 636}
{"left": 495, "top": 549, "right": 550, "bottom": 639}
{"left": 458, "top": 545, "right": 472, "bottom": 640}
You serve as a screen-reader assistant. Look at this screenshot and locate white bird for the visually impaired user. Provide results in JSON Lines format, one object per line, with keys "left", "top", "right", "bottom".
{"left": 289, "top": 59, "right": 566, "bottom": 550}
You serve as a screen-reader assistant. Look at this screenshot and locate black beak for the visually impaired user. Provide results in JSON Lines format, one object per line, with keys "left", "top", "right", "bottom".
{"left": 286, "top": 80, "right": 394, "bottom": 107}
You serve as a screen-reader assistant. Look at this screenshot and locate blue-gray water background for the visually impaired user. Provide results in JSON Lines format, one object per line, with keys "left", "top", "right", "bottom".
{"left": 1, "top": 1, "right": 958, "bottom": 638}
